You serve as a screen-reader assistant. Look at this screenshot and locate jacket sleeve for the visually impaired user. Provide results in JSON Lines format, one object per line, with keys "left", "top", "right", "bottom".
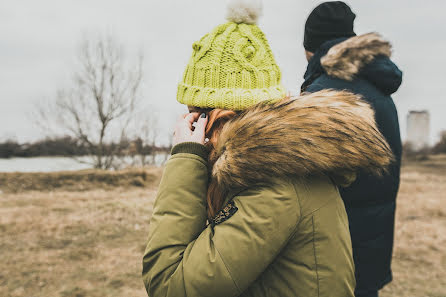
{"left": 142, "top": 145, "right": 301, "bottom": 297}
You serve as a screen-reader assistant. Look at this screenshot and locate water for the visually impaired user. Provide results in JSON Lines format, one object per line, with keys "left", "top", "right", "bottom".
{"left": 0, "top": 154, "right": 169, "bottom": 173}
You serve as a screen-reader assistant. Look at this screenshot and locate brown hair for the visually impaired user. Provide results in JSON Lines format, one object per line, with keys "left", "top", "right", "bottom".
{"left": 204, "top": 109, "right": 238, "bottom": 218}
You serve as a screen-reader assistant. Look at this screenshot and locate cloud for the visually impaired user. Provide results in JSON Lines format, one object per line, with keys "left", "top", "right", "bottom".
{"left": 0, "top": 0, "right": 445, "bottom": 144}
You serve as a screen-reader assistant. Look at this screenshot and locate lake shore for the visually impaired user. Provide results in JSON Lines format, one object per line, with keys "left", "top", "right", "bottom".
{"left": 0, "top": 153, "right": 169, "bottom": 173}
{"left": 0, "top": 168, "right": 163, "bottom": 193}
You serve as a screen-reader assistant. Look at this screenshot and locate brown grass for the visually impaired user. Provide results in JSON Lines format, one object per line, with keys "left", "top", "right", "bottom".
{"left": 0, "top": 168, "right": 163, "bottom": 193}
{"left": 381, "top": 154, "right": 446, "bottom": 297}
{"left": 0, "top": 157, "right": 445, "bottom": 297}
{"left": 0, "top": 187, "right": 155, "bottom": 297}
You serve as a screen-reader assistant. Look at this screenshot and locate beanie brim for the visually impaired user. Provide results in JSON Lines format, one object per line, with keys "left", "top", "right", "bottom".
{"left": 177, "top": 83, "right": 287, "bottom": 110}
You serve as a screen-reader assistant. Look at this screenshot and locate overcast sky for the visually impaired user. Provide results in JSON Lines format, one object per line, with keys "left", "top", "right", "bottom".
{"left": 1, "top": 0, "right": 445, "bottom": 145}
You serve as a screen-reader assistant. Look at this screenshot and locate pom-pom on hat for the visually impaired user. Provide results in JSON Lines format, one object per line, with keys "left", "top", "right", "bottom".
{"left": 226, "top": 0, "right": 263, "bottom": 24}
{"left": 177, "top": 0, "right": 286, "bottom": 111}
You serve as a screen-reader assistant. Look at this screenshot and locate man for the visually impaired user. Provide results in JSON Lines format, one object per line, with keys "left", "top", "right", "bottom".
{"left": 301, "top": 2, "right": 403, "bottom": 297}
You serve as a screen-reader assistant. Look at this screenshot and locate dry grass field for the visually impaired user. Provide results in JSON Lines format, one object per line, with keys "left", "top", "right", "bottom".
{"left": 381, "top": 155, "right": 446, "bottom": 297}
{"left": 0, "top": 156, "right": 445, "bottom": 297}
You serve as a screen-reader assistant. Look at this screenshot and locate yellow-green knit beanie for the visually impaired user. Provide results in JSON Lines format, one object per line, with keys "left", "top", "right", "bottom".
{"left": 177, "top": 0, "right": 286, "bottom": 110}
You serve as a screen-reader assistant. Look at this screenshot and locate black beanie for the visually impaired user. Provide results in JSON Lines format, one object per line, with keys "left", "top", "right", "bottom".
{"left": 304, "top": 1, "right": 356, "bottom": 53}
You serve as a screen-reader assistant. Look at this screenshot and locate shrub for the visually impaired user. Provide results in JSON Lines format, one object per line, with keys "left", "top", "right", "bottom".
{"left": 432, "top": 131, "right": 446, "bottom": 154}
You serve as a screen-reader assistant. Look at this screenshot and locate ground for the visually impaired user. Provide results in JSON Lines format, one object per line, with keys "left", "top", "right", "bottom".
{"left": 380, "top": 155, "right": 446, "bottom": 297}
{"left": 0, "top": 156, "right": 445, "bottom": 297}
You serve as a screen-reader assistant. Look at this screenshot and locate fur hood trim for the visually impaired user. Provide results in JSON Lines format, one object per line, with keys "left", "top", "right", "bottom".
{"left": 321, "top": 33, "right": 392, "bottom": 81}
{"left": 212, "top": 90, "right": 393, "bottom": 190}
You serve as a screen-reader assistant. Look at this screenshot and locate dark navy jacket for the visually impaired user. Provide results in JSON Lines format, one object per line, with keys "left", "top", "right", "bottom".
{"left": 302, "top": 33, "right": 403, "bottom": 293}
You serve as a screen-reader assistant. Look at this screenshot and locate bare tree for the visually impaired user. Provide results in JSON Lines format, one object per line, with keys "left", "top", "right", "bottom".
{"left": 130, "top": 113, "right": 159, "bottom": 167}
{"left": 433, "top": 130, "right": 446, "bottom": 154}
{"left": 37, "top": 35, "right": 144, "bottom": 169}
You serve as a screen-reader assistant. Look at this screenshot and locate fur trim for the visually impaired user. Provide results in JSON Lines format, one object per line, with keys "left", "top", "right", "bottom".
{"left": 321, "top": 33, "right": 392, "bottom": 81}
{"left": 226, "top": 0, "right": 263, "bottom": 24}
{"left": 212, "top": 90, "right": 393, "bottom": 190}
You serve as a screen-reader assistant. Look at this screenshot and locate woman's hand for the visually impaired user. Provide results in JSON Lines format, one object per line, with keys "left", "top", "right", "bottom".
{"left": 173, "top": 112, "right": 208, "bottom": 146}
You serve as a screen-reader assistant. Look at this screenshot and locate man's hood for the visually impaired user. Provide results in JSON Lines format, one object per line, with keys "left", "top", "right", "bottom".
{"left": 304, "top": 33, "right": 403, "bottom": 95}
{"left": 211, "top": 90, "right": 394, "bottom": 191}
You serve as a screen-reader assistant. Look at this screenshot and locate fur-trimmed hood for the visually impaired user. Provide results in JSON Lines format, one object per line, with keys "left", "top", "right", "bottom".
{"left": 211, "top": 90, "right": 394, "bottom": 190}
{"left": 302, "top": 33, "right": 402, "bottom": 95}
{"left": 321, "top": 33, "right": 392, "bottom": 81}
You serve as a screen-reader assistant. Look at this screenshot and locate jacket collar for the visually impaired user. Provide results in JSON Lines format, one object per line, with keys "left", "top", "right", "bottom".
{"left": 302, "top": 33, "right": 394, "bottom": 92}
{"left": 301, "top": 37, "right": 348, "bottom": 92}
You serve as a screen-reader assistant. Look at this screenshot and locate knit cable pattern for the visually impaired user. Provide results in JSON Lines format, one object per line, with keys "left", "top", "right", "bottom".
{"left": 177, "top": 22, "right": 286, "bottom": 110}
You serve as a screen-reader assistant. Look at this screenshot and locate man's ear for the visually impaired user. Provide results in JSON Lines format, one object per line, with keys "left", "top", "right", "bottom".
{"left": 305, "top": 50, "right": 314, "bottom": 62}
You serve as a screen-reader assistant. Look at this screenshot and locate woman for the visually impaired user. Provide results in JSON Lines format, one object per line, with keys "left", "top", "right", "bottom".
{"left": 142, "top": 1, "right": 393, "bottom": 296}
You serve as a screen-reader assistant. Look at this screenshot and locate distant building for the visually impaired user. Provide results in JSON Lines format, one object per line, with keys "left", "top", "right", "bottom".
{"left": 407, "top": 110, "right": 430, "bottom": 150}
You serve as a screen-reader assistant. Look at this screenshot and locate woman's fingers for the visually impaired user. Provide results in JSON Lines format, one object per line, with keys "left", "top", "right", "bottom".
{"left": 178, "top": 112, "right": 199, "bottom": 123}
{"left": 184, "top": 112, "right": 199, "bottom": 130}
{"left": 173, "top": 112, "right": 208, "bottom": 146}
{"left": 192, "top": 113, "right": 208, "bottom": 143}
{"left": 184, "top": 112, "right": 199, "bottom": 123}
{"left": 194, "top": 113, "right": 207, "bottom": 133}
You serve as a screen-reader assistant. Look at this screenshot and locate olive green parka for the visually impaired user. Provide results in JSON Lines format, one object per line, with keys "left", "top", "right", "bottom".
{"left": 142, "top": 90, "right": 393, "bottom": 297}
